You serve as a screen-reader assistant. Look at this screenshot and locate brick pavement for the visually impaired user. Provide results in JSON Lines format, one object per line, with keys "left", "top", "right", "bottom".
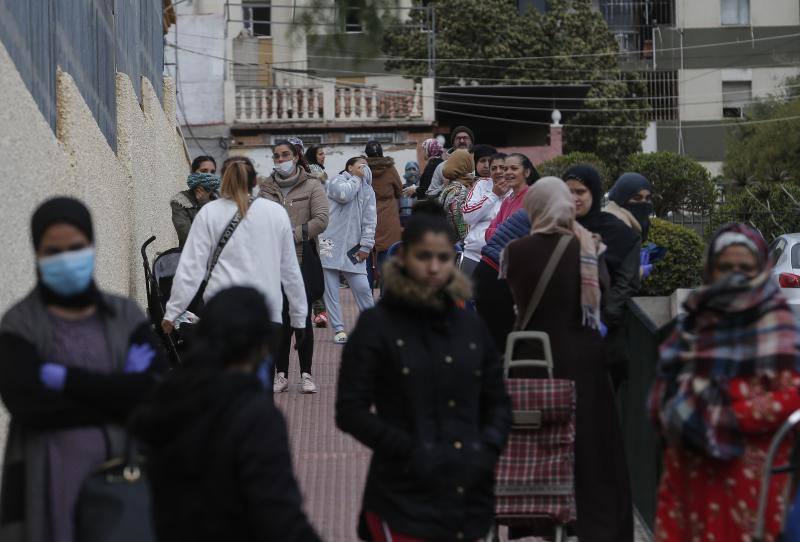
{"left": 274, "top": 292, "right": 651, "bottom": 542}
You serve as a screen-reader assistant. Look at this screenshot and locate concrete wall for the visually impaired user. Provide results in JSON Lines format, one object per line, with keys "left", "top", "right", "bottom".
{"left": 0, "top": 39, "right": 188, "bottom": 316}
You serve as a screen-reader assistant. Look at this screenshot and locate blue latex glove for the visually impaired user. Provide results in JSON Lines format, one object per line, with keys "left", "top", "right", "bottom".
{"left": 257, "top": 355, "right": 274, "bottom": 392}
{"left": 642, "top": 263, "right": 654, "bottom": 280}
{"left": 599, "top": 321, "right": 608, "bottom": 338}
{"left": 40, "top": 363, "right": 67, "bottom": 392}
{"left": 640, "top": 247, "right": 651, "bottom": 267}
{"left": 124, "top": 343, "right": 156, "bottom": 373}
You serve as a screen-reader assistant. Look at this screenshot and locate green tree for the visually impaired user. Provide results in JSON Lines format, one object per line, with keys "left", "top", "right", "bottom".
{"left": 382, "top": 0, "right": 648, "bottom": 172}
{"left": 537, "top": 152, "right": 612, "bottom": 189}
{"left": 625, "top": 152, "right": 717, "bottom": 218}
{"left": 710, "top": 183, "right": 800, "bottom": 243}
{"left": 722, "top": 76, "right": 800, "bottom": 188}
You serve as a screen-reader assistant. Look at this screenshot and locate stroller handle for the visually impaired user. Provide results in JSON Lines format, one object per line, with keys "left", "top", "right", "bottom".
{"left": 141, "top": 236, "right": 157, "bottom": 261}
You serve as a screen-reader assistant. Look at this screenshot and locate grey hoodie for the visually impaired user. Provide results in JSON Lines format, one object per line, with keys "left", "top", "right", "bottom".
{"left": 319, "top": 168, "right": 377, "bottom": 274}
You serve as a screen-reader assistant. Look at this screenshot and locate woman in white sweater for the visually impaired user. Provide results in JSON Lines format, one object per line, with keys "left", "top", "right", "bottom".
{"left": 162, "top": 159, "right": 307, "bottom": 336}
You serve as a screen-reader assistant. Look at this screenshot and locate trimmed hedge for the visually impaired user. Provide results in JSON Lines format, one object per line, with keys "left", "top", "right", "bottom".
{"left": 537, "top": 152, "right": 613, "bottom": 190}
{"left": 640, "top": 218, "right": 705, "bottom": 296}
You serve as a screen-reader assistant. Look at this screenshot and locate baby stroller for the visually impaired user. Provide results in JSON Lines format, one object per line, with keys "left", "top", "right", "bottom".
{"left": 489, "top": 331, "right": 577, "bottom": 542}
{"left": 140, "top": 236, "right": 184, "bottom": 367}
{"left": 753, "top": 409, "right": 800, "bottom": 541}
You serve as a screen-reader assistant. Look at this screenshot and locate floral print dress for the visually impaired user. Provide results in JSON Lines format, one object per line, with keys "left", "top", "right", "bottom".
{"left": 655, "top": 370, "right": 800, "bottom": 541}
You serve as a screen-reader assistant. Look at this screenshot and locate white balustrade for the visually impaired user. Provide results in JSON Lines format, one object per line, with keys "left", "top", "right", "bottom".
{"left": 234, "top": 80, "right": 432, "bottom": 124}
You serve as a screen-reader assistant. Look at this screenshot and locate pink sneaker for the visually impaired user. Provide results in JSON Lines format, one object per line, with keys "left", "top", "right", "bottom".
{"left": 313, "top": 312, "right": 328, "bottom": 328}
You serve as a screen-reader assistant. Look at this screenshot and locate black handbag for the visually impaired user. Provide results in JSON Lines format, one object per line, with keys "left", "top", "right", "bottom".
{"left": 300, "top": 223, "right": 325, "bottom": 301}
{"left": 75, "top": 434, "right": 155, "bottom": 542}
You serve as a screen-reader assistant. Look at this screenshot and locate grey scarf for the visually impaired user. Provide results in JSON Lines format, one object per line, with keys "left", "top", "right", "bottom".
{"left": 274, "top": 169, "right": 301, "bottom": 188}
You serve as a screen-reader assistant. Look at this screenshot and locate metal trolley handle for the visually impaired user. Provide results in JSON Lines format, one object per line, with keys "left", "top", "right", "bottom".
{"left": 753, "top": 408, "right": 800, "bottom": 541}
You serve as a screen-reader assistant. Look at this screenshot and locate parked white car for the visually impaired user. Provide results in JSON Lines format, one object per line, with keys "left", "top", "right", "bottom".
{"left": 769, "top": 234, "right": 800, "bottom": 306}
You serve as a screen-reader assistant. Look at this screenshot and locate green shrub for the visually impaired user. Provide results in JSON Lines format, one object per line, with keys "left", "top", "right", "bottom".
{"left": 710, "top": 183, "right": 800, "bottom": 243}
{"left": 537, "top": 152, "right": 613, "bottom": 190}
{"left": 640, "top": 218, "right": 705, "bottom": 296}
{"left": 625, "top": 152, "right": 717, "bottom": 218}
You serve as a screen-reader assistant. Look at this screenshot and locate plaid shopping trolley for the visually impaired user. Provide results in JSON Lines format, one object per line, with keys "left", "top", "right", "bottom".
{"left": 492, "top": 331, "right": 577, "bottom": 542}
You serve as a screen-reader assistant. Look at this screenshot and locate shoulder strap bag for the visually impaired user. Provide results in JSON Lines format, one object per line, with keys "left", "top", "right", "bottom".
{"left": 75, "top": 433, "right": 155, "bottom": 542}
{"left": 515, "top": 234, "right": 572, "bottom": 331}
{"left": 300, "top": 223, "right": 325, "bottom": 302}
{"left": 187, "top": 199, "right": 251, "bottom": 313}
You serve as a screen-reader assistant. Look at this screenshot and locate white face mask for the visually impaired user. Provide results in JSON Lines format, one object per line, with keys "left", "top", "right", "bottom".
{"left": 274, "top": 160, "right": 296, "bottom": 176}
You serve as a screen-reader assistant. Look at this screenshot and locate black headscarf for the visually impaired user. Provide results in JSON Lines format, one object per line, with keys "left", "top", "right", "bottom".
{"left": 472, "top": 145, "right": 497, "bottom": 176}
{"left": 609, "top": 172, "right": 654, "bottom": 241}
{"left": 31, "top": 197, "right": 101, "bottom": 308}
{"left": 564, "top": 165, "right": 640, "bottom": 272}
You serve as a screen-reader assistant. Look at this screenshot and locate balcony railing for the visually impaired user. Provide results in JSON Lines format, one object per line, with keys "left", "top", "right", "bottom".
{"left": 234, "top": 82, "right": 430, "bottom": 124}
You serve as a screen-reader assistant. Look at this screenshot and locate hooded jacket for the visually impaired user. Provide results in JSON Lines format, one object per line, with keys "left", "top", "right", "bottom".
{"left": 462, "top": 180, "right": 506, "bottom": 263}
{"left": 319, "top": 170, "right": 378, "bottom": 274}
{"left": 171, "top": 189, "right": 201, "bottom": 247}
{"left": 132, "top": 370, "right": 321, "bottom": 542}
{"left": 366, "top": 157, "right": 403, "bottom": 252}
{"left": 336, "top": 259, "right": 511, "bottom": 541}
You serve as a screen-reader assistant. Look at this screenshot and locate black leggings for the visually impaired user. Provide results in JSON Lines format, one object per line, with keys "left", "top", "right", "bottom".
{"left": 275, "top": 294, "right": 314, "bottom": 375}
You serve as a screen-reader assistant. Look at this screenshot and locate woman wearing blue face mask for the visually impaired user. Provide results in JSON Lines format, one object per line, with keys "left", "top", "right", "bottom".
{"left": 132, "top": 287, "right": 322, "bottom": 542}
{"left": 0, "top": 197, "right": 167, "bottom": 542}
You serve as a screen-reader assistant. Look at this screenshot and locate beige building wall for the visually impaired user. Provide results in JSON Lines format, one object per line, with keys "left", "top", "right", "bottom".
{"left": 0, "top": 40, "right": 188, "bottom": 317}
{"left": 676, "top": 0, "right": 800, "bottom": 28}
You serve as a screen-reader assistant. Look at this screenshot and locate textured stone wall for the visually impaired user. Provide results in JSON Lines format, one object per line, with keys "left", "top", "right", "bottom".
{"left": 0, "top": 39, "right": 188, "bottom": 316}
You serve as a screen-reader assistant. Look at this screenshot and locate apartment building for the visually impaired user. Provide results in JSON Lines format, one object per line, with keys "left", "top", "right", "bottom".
{"left": 169, "top": 0, "right": 435, "bottom": 175}
{"left": 599, "top": 0, "right": 800, "bottom": 174}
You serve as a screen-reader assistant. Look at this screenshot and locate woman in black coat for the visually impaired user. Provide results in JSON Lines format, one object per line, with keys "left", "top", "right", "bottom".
{"left": 336, "top": 203, "right": 512, "bottom": 542}
{"left": 564, "top": 165, "right": 641, "bottom": 388}
{"left": 132, "top": 287, "right": 321, "bottom": 542}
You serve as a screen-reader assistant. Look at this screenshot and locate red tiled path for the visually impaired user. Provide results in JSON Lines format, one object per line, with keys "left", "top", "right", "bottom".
{"left": 275, "top": 292, "right": 651, "bottom": 542}
{"left": 274, "top": 291, "right": 369, "bottom": 542}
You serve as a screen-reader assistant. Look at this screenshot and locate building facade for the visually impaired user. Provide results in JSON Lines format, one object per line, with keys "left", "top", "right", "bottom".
{"left": 600, "top": 0, "right": 800, "bottom": 174}
{"left": 170, "top": 0, "right": 436, "bottom": 175}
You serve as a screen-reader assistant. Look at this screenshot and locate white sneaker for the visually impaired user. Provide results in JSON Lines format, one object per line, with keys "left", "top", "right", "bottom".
{"left": 300, "top": 373, "right": 318, "bottom": 394}
{"left": 273, "top": 372, "right": 288, "bottom": 393}
{"left": 334, "top": 331, "right": 348, "bottom": 344}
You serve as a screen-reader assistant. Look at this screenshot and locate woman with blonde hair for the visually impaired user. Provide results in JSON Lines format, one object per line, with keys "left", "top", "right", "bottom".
{"left": 162, "top": 158, "right": 307, "bottom": 339}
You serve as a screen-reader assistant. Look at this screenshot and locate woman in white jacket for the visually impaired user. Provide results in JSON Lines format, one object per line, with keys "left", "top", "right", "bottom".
{"left": 162, "top": 159, "right": 307, "bottom": 338}
{"left": 318, "top": 157, "right": 377, "bottom": 344}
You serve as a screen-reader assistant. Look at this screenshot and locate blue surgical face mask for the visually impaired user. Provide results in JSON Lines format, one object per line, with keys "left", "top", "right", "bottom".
{"left": 38, "top": 247, "right": 96, "bottom": 296}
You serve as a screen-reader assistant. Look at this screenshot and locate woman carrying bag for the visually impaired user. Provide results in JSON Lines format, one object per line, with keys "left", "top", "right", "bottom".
{"left": 163, "top": 159, "right": 307, "bottom": 357}
{"left": 259, "top": 140, "right": 329, "bottom": 394}
{"left": 502, "top": 178, "right": 633, "bottom": 541}
{"left": 0, "top": 198, "right": 167, "bottom": 542}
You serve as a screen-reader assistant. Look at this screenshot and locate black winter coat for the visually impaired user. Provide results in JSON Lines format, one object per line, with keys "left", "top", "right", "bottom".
{"left": 132, "top": 370, "right": 321, "bottom": 542}
{"left": 336, "top": 260, "right": 511, "bottom": 542}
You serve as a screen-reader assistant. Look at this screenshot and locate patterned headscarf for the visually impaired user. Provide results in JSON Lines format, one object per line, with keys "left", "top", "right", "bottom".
{"left": 648, "top": 223, "right": 800, "bottom": 460}
{"left": 187, "top": 172, "right": 221, "bottom": 192}
{"left": 522, "top": 177, "right": 605, "bottom": 329}
{"left": 422, "top": 138, "right": 443, "bottom": 160}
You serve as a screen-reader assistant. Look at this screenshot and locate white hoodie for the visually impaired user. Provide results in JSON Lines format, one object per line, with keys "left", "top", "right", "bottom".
{"left": 165, "top": 197, "right": 308, "bottom": 327}
{"left": 461, "top": 178, "right": 508, "bottom": 263}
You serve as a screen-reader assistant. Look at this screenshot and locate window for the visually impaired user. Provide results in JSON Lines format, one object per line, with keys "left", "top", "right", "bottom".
{"left": 771, "top": 238, "right": 787, "bottom": 264}
{"left": 345, "top": 132, "right": 393, "bottom": 144}
{"left": 344, "top": 6, "right": 362, "bottom": 32}
{"left": 721, "top": 0, "right": 749, "bottom": 25}
{"left": 243, "top": 2, "right": 271, "bottom": 38}
{"left": 722, "top": 80, "right": 751, "bottom": 118}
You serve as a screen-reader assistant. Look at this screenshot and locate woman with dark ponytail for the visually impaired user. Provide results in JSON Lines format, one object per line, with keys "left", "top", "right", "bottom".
{"left": 134, "top": 287, "right": 322, "bottom": 542}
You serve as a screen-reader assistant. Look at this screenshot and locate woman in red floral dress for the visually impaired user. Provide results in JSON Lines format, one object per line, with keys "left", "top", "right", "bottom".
{"left": 649, "top": 223, "right": 800, "bottom": 542}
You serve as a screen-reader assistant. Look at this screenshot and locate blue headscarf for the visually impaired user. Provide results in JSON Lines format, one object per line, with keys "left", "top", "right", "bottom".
{"left": 187, "top": 172, "right": 221, "bottom": 192}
